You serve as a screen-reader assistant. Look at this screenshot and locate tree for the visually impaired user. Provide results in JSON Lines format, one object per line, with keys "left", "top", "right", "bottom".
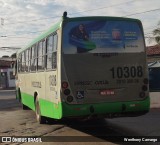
{"left": 153, "top": 22, "right": 160, "bottom": 44}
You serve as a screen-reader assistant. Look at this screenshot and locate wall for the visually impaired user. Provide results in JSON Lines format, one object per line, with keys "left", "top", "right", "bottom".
{"left": 7, "top": 68, "right": 15, "bottom": 87}
{"left": 150, "top": 92, "right": 160, "bottom": 108}
{"left": 0, "top": 68, "right": 15, "bottom": 88}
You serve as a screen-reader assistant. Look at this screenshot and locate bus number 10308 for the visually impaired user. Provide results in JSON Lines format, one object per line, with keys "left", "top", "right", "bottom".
{"left": 110, "top": 66, "right": 143, "bottom": 79}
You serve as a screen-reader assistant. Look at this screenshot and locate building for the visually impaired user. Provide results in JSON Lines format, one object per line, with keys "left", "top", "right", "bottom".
{"left": 147, "top": 44, "right": 160, "bottom": 63}
{"left": 147, "top": 44, "right": 160, "bottom": 91}
{"left": 148, "top": 61, "right": 160, "bottom": 91}
{"left": 0, "top": 57, "right": 16, "bottom": 89}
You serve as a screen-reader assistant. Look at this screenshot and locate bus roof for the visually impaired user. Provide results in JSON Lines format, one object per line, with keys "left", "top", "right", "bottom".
{"left": 63, "top": 16, "right": 141, "bottom": 23}
{"left": 17, "top": 16, "right": 142, "bottom": 54}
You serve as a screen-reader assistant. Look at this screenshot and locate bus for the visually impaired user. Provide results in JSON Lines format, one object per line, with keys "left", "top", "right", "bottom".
{"left": 15, "top": 12, "right": 150, "bottom": 124}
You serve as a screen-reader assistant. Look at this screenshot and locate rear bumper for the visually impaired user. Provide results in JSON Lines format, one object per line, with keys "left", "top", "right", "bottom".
{"left": 62, "top": 97, "right": 150, "bottom": 118}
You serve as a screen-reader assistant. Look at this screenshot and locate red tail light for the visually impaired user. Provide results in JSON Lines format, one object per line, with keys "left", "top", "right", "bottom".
{"left": 62, "top": 82, "right": 68, "bottom": 89}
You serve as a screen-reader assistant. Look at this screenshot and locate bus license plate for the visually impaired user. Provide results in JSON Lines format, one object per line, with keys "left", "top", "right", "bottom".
{"left": 100, "top": 90, "right": 115, "bottom": 95}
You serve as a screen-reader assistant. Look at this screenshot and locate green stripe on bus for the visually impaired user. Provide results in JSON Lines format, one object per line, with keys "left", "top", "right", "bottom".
{"left": 62, "top": 97, "right": 150, "bottom": 117}
{"left": 39, "top": 99, "right": 63, "bottom": 119}
{"left": 21, "top": 92, "right": 63, "bottom": 119}
{"left": 21, "top": 92, "right": 149, "bottom": 119}
{"left": 21, "top": 93, "right": 35, "bottom": 111}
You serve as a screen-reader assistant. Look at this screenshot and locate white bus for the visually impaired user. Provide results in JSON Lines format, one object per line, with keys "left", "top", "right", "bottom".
{"left": 15, "top": 12, "right": 150, "bottom": 124}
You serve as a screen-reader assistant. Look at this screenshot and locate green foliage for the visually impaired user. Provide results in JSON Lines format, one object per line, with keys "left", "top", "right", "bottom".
{"left": 153, "top": 22, "right": 160, "bottom": 44}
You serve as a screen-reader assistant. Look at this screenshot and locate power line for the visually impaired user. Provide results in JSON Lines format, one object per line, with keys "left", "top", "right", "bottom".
{"left": 2, "top": 1, "right": 159, "bottom": 35}
{"left": 1, "top": 1, "right": 160, "bottom": 47}
{"left": 5, "top": 24, "right": 159, "bottom": 38}
{"left": 4, "top": 0, "right": 137, "bottom": 25}
{"left": 69, "top": 0, "right": 136, "bottom": 16}
{"left": 145, "top": 36, "right": 155, "bottom": 38}
{"left": 6, "top": 37, "right": 33, "bottom": 39}
{"left": 3, "top": 8, "right": 160, "bottom": 37}
{"left": 5, "top": 35, "right": 35, "bottom": 39}
{"left": 5, "top": 16, "right": 60, "bottom": 25}
{"left": 4, "top": 8, "right": 160, "bottom": 36}
{"left": 145, "top": 32, "right": 152, "bottom": 35}
{"left": 124, "top": 8, "right": 160, "bottom": 17}
{"left": 4, "top": 30, "right": 46, "bottom": 37}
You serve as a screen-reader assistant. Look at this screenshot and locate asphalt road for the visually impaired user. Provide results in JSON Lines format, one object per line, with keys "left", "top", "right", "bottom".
{"left": 0, "top": 90, "right": 159, "bottom": 145}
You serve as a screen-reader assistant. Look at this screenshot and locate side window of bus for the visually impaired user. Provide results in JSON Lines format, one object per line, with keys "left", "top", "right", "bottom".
{"left": 18, "top": 54, "right": 22, "bottom": 72}
{"left": 31, "top": 45, "right": 37, "bottom": 71}
{"left": 28, "top": 48, "right": 31, "bottom": 72}
{"left": 46, "top": 33, "right": 58, "bottom": 70}
{"left": 53, "top": 34, "right": 58, "bottom": 69}
{"left": 22, "top": 52, "right": 26, "bottom": 72}
{"left": 25, "top": 49, "right": 28, "bottom": 72}
{"left": 37, "top": 41, "right": 45, "bottom": 70}
{"left": 46, "top": 35, "right": 54, "bottom": 70}
{"left": 42, "top": 40, "right": 46, "bottom": 69}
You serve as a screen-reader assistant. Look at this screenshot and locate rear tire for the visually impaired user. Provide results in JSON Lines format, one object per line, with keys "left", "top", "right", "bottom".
{"left": 35, "top": 97, "right": 46, "bottom": 124}
{"left": 22, "top": 104, "right": 29, "bottom": 110}
{"left": 16, "top": 88, "right": 21, "bottom": 102}
{"left": 18, "top": 89, "right": 30, "bottom": 110}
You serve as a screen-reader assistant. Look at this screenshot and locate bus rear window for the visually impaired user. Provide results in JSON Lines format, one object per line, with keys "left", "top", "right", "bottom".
{"left": 62, "top": 20, "right": 144, "bottom": 54}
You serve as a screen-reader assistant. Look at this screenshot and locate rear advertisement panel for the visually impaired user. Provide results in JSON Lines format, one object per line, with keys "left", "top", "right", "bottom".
{"left": 63, "top": 20, "right": 144, "bottom": 54}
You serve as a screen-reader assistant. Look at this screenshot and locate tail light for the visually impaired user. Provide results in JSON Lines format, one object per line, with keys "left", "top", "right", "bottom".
{"left": 63, "top": 89, "right": 70, "bottom": 95}
{"left": 62, "top": 81, "right": 68, "bottom": 89}
{"left": 67, "top": 96, "right": 73, "bottom": 102}
{"left": 142, "top": 85, "right": 148, "bottom": 91}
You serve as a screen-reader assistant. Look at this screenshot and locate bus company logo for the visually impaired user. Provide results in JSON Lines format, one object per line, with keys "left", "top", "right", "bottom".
{"left": 32, "top": 81, "right": 41, "bottom": 88}
{"left": 2, "top": 137, "right": 11, "bottom": 143}
{"left": 112, "top": 29, "right": 121, "bottom": 40}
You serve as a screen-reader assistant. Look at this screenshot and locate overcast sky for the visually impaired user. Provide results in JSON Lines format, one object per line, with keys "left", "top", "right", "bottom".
{"left": 0, "top": 0, "right": 160, "bottom": 57}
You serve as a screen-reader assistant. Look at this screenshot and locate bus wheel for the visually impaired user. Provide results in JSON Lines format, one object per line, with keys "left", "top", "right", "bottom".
{"left": 19, "top": 89, "right": 30, "bottom": 110}
{"left": 35, "top": 98, "right": 46, "bottom": 124}
{"left": 17, "top": 88, "right": 21, "bottom": 102}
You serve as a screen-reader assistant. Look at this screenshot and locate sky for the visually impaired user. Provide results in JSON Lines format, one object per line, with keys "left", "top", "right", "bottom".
{"left": 0, "top": 0, "right": 160, "bottom": 57}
